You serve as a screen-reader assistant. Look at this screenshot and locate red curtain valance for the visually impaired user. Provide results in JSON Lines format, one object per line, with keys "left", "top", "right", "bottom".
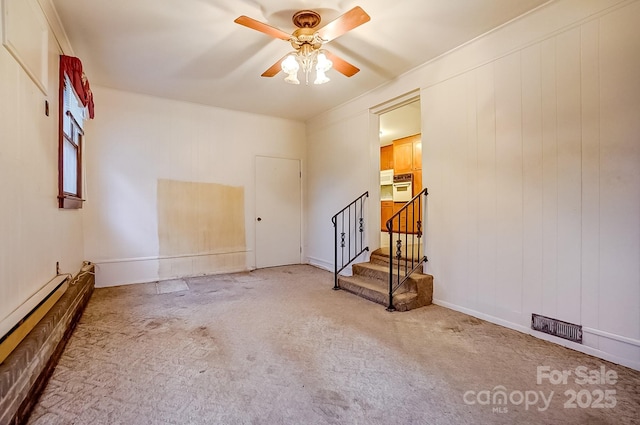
{"left": 60, "top": 55, "right": 95, "bottom": 119}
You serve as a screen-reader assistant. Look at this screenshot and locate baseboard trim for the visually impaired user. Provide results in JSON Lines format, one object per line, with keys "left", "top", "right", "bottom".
{"left": 93, "top": 251, "right": 252, "bottom": 287}
{"left": 306, "top": 256, "right": 367, "bottom": 276}
{"left": 433, "top": 298, "right": 640, "bottom": 372}
{"left": 583, "top": 326, "right": 640, "bottom": 348}
{"left": 306, "top": 256, "right": 333, "bottom": 272}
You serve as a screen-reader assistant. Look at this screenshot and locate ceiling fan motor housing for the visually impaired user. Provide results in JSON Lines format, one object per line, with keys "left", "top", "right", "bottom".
{"left": 291, "top": 27, "right": 323, "bottom": 50}
{"left": 292, "top": 10, "right": 321, "bottom": 28}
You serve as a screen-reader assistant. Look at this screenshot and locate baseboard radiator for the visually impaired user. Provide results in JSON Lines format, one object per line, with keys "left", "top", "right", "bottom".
{"left": 0, "top": 264, "right": 95, "bottom": 425}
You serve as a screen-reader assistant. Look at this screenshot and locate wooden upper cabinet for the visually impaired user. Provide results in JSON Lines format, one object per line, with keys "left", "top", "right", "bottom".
{"left": 412, "top": 137, "right": 422, "bottom": 196}
{"left": 393, "top": 134, "right": 421, "bottom": 174}
{"left": 413, "top": 139, "right": 422, "bottom": 170}
{"left": 393, "top": 139, "right": 413, "bottom": 174}
{"left": 380, "top": 145, "right": 393, "bottom": 170}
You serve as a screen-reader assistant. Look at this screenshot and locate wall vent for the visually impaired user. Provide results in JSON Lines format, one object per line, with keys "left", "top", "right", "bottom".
{"left": 531, "top": 314, "right": 582, "bottom": 343}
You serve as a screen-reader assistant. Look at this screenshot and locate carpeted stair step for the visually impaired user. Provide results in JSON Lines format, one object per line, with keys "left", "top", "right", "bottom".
{"left": 370, "top": 251, "right": 426, "bottom": 268}
{"left": 352, "top": 262, "right": 423, "bottom": 293}
{"left": 337, "top": 275, "right": 426, "bottom": 312}
{"left": 337, "top": 261, "right": 434, "bottom": 312}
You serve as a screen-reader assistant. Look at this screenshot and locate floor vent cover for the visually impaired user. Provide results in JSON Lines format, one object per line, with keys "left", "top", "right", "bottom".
{"left": 532, "top": 314, "right": 582, "bottom": 343}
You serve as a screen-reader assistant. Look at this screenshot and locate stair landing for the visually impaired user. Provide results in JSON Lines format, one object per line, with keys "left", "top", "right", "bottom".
{"left": 337, "top": 248, "right": 433, "bottom": 312}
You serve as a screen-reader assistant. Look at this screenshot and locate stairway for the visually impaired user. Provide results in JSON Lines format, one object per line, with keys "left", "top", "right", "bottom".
{"left": 337, "top": 247, "right": 433, "bottom": 311}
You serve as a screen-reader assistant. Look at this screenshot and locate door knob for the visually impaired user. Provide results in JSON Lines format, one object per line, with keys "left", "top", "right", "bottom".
{"left": 257, "top": 217, "right": 262, "bottom": 221}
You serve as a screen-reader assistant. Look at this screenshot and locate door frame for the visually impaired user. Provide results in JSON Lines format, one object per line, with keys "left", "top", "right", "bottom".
{"left": 369, "top": 90, "right": 422, "bottom": 253}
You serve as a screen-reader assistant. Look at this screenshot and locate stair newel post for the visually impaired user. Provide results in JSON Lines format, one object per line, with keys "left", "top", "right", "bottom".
{"left": 416, "top": 212, "right": 422, "bottom": 262}
{"left": 348, "top": 205, "right": 352, "bottom": 262}
{"left": 359, "top": 196, "right": 365, "bottom": 254}
{"left": 396, "top": 236, "right": 402, "bottom": 288}
{"left": 422, "top": 189, "right": 428, "bottom": 265}
{"left": 361, "top": 194, "right": 369, "bottom": 257}
{"left": 412, "top": 201, "right": 416, "bottom": 269}
{"left": 386, "top": 219, "right": 395, "bottom": 312}
{"left": 332, "top": 216, "right": 339, "bottom": 290}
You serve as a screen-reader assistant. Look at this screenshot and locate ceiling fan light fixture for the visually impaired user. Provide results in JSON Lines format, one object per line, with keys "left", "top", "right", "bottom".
{"left": 281, "top": 54, "right": 300, "bottom": 84}
{"left": 313, "top": 69, "right": 330, "bottom": 85}
{"left": 284, "top": 73, "right": 301, "bottom": 84}
{"left": 314, "top": 51, "right": 332, "bottom": 84}
{"left": 316, "top": 52, "right": 332, "bottom": 71}
{"left": 281, "top": 54, "right": 299, "bottom": 73}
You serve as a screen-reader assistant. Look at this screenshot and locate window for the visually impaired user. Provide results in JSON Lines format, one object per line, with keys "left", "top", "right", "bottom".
{"left": 58, "top": 55, "right": 94, "bottom": 209}
{"left": 59, "top": 75, "right": 84, "bottom": 208}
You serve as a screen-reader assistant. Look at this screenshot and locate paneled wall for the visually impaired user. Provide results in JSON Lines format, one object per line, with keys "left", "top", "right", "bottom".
{"left": 305, "top": 111, "right": 372, "bottom": 271}
{"left": 306, "top": 0, "right": 640, "bottom": 369}
{"left": 0, "top": 2, "right": 85, "bottom": 335}
{"left": 423, "top": 2, "right": 640, "bottom": 367}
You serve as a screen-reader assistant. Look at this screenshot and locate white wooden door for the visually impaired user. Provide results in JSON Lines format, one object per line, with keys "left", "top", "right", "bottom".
{"left": 255, "top": 156, "right": 301, "bottom": 268}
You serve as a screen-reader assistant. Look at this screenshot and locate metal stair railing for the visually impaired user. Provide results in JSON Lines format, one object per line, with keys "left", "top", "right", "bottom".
{"left": 385, "top": 188, "right": 428, "bottom": 311}
{"left": 331, "top": 191, "right": 369, "bottom": 290}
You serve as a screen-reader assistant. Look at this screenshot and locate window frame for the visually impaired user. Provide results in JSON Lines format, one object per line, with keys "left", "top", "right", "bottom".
{"left": 58, "top": 71, "right": 85, "bottom": 209}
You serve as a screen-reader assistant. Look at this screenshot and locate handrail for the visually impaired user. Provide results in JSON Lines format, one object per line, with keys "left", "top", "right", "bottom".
{"left": 332, "top": 191, "right": 369, "bottom": 290}
{"left": 385, "top": 187, "right": 428, "bottom": 311}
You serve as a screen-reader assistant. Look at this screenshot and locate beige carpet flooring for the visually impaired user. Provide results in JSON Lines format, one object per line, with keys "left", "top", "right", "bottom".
{"left": 27, "top": 265, "right": 640, "bottom": 425}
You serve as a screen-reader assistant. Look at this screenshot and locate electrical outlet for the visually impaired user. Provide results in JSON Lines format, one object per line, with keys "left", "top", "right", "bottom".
{"left": 56, "top": 261, "right": 60, "bottom": 275}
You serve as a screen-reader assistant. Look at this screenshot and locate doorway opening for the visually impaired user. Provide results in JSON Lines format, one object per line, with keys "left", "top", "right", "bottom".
{"left": 378, "top": 99, "right": 422, "bottom": 248}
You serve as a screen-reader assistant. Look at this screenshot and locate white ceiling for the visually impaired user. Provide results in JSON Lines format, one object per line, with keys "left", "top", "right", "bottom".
{"left": 379, "top": 100, "right": 421, "bottom": 146}
{"left": 52, "top": 0, "right": 550, "bottom": 122}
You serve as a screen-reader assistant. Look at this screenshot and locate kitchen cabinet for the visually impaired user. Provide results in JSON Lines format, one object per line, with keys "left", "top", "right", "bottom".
{"left": 412, "top": 138, "right": 422, "bottom": 196}
{"left": 391, "top": 202, "right": 422, "bottom": 234}
{"left": 392, "top": 134, "right": 422, "bottom": 195}
{"left": 393, "top": 134, "right": 421, "bottom": 174}
{"left": 413, "top": 170, "right": 422, "bottom": 197}
{"left": 412, "top": 140, "right": 422, "bottom": 170}
{"left": 381, "top": 201, "right": 394, "bottom": 231}
{"left": 380, "top": 145, "right": 393, "bottom": 171}
{"left": 392, "top": 139, "right": 413, "bottom": 174}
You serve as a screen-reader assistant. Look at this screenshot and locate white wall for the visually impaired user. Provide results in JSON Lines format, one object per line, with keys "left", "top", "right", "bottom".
{"left": 0, "top": 2, "right": 85, "bottom": 333}
{"left": 305, "top": 110, "right": 374, "bottom": 270}
{"left": 84, "top": 87, "right": 306, "bottom": 287}
{"left": 305, "top": 0, "right": 640, "bottom": 370}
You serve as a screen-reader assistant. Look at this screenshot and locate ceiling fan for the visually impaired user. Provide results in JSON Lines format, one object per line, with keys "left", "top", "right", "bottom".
{"left": 234, "top": 6, "right": 370, "bottom": 84}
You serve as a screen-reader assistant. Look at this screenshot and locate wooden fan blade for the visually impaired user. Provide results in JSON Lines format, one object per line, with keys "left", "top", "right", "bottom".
{"left": 324, "top": 50, "right": 360, "bottom": 77}
{"left": 261, "top": 55, "right": 288, "bottom": 77}
{"left": 316, "top": 6, "right": 370, "bottom": 42}
{"left": 234, "top": 16, "right": 291, "bottom": 41}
